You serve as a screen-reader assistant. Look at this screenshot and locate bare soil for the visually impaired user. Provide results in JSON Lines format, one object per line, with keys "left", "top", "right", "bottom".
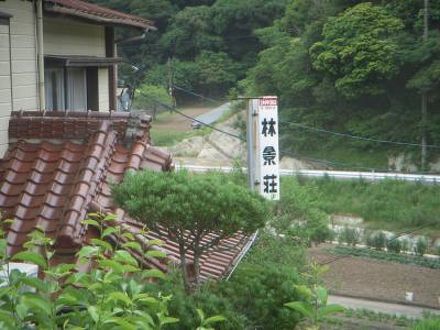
{"left": 308, "top": 244, "right": 440, "bottom": 309}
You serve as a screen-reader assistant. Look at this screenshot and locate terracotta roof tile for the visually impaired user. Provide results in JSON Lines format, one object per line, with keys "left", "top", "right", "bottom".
{"left": 1, "top": 111, "right": 252, "bottom": 280}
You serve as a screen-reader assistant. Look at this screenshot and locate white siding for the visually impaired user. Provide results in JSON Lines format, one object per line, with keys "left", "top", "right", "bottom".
{"left": 44, "top": 17, "right": 106, "bottom": 57}
{"left": 98, "top": 68, "right": 109, "bottom": 111}
{"left": 0, "top": 0, "right": 39, "bottom": 114}
{"left": 0, "top": 20, "right": 11, "bottom": 157}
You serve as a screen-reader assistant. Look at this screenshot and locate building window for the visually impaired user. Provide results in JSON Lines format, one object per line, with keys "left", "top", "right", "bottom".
{"left": 45, "top": 68, "right": 65, "bottom": 111}
{"left": 45, "top": 66, "right": 98, "bottom": 111}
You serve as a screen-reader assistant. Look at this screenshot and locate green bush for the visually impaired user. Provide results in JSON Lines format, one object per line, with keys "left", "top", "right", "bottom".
{"left": 400, "top": 238, "right": 411, "bottom": 252}
{"left": 338, "top": 226, "right": 361, "bottom": 246}
{"left": 367, "top": 231, "right": 386, "bottom": 251}
{"left": 276, "top": 178, "right": 331, "bottom": 247}
{"left": 222, "top": 263, "right": 303, "bottom": 330}
{"left": 411, "top": 315, "right": 440, "bottom": 330}
{"left": 386, "top": 236, "right": 402, "bottom": 253}
{"left": 415, "top": 237, "right": 428, "bottom": 256}
{"left": 146, "top": 274, "right": 246, "bottom": 330}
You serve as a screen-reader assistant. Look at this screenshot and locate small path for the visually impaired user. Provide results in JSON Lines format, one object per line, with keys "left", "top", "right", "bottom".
{"left": 194, "top": 102, "right": 231, "bottom": 126}
{"left": 329, "top": 295, "right": 440, "bottom": 318}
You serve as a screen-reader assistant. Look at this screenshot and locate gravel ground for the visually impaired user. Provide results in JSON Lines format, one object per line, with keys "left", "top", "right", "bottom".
{"left": 308, "top": 244, "right": 440, "bottom": 309}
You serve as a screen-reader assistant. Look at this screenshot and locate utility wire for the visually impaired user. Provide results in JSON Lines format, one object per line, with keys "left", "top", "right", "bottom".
{"left": 284, "top": 121, "right": 440, "bottom": 149}
{"left": 171, "top": 86, "right": 440, "bottom": 150}
{"left": 172, "top": 85, "right": 221, "bottom": 104}
{"left": 147, "top": 96, "right": 244, "bottom": 141}
{"left": 171, "top": 108, "right": 244, "bottom": 141}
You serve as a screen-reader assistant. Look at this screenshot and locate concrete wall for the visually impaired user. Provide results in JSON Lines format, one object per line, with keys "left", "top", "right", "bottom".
{"left": 43, "top": 17, "right": 106, "bottom": 57}
{"left": 98, "top": 67, "right": 109, "bottom": 111}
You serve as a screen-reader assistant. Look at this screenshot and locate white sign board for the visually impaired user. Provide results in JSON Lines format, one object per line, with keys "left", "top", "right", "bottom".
{"left": 257, "top": 96, "right": 280, "bottom": 200}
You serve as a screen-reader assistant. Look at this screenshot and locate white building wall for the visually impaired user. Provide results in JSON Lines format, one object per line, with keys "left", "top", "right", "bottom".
{"left": 0, "top": 0, "right": 39, "bottom": 113}
{"left": 43, "top": 17, "right": 106, "bottom": 57}
{"left": 0, "top": 21, "right": 11, "bottom": 157}
{"left": 98, "top": 68, "right": 109, "bottom": 111}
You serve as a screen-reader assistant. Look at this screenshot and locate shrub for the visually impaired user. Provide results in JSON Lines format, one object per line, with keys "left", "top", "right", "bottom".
{"left": 222, "top": 263, "right": 303, "bottom": 330}
{"left": 400, "top": 238, "right": 411, "bottom": 252}
{"left": 414, "top": 237, "right": 428, "bottom": 256}
{"left": 276, "top": 178, "right": 331, "bottom": 247}
{"left": 411, "top": 315, "right": 440, "bottom": 330}
{"left": 367, "top": 231, "right": 386, "bottom": 250}
{"left": 338, "top": 226, "right": 360, "bottom": 246}
{"left": 386, "top": 236, "right": 402, "bottom": 253}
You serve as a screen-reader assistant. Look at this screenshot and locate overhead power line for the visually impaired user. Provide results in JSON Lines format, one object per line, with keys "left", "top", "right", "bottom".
{"left": 284, "top": 121, "right": 440, "bottom": 149}
{"left": 172, "top": 85, "right": 221, "bottom": 104}
{"left": 171, "top": 108, "right": 244, "bottom": 141}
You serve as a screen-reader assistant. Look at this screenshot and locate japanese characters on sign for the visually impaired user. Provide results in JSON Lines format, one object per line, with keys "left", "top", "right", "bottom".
{"left": 257, "top": 96, "right": 280, "bottom": 200}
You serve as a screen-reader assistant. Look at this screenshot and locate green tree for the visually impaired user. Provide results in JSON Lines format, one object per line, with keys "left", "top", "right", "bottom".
{"left": 310, "top": 2, "right": 404, "bottom": 98}
{"left": 112, "top": 171, "right": 268, "bottom": 290}
{"left": 133, "top": 84, "right": 172, "bottom": 119}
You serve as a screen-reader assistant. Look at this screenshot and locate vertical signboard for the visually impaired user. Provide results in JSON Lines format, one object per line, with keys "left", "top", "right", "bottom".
{"left": 257, "top": 96, "right": 280, "bottom": 200}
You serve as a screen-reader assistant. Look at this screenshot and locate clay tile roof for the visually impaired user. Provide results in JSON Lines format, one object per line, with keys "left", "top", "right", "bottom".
{"left": 44, "top": 0, "right": 154, "bottom": 30}
{"left": 0, "top": 111, "right": 253, "bottom": 280}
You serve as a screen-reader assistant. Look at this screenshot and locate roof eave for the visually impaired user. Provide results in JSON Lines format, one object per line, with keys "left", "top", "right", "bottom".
{"left": 44, "top": 6, "right": 156, "bottom": 30}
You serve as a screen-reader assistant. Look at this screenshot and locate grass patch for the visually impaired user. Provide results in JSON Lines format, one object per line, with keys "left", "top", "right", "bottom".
{"left": 329, "top": 246, "right": 440, "bottom": 269}
{"left": 285, "top": 176, "right": 440, "bottom": 234}
{"left": 150, "top": 128, "right": 191, "bottom": 146}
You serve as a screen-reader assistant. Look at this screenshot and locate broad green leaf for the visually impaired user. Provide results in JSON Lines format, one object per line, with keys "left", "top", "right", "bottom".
{"left": 122, "top": 232, "right": 135, "bottom": 241}
{"left": 104, "top": 317, "right": 137, "bottom": 330}
{"left": 145, "top": 250, "right": 167, "bottom": 259}
{"left": 81, "top": 219, "right": 100, "bottom": 229}
{"left": 12, "top": 251, "right": 47, "bottom": 268}
{"left": 284, "top": 301, "right": 313, "bottom": 318}
{"left": 19, "top": 277, "right": 47, "bottom": 292}
{"left": 196, "top": 308, "right": 205, "bottom": 322}
{"left": 142, "top": 269, "right": 165, "bottom": 279}
{"left": 318, "top": 304, "right": 345, "bottom": 317}
{"left": 114, "top": 250, "right": 139, "bottom": 267}
{"left": 108, "top": 292, "right": 132, "bottom": 306}
{"left": 76, "top": 246, "right": 99, "bottom": 260}
{"left": 0, "top": 310, "right": 16, "bottom": 329}
{"left": 103, "top": 214, "right": 118, "bottom": 222}
{"left": 87, "top": 306, "right": 99, "bottom": 323}
{"left": 99, "top": 259, "right": 125, "bottom": 273}
{"left": 102, "top": 227, "right": 119, "bottom": 238}
{"left": 134, "top": 295, "right": 158, "bottom": 306}
{"left": 147, "top": 239, "right": 165, "bottom": 247}
{"left": 315, "top": 285, "right": 328, "bottom": 305}
{"left": 122, "top": 241, "right": 143, "bottom": 253}
{"left": 204, "top": 315, "right": 226, "bottom": 325}
{"left": 159, "top": 316, "right": 179, "bottom": 326}
{"left": 21, "top": 294, "right": 52, "bottom": 315}
{"left": 91, "top": 238, "right": 113, "bottom": 252}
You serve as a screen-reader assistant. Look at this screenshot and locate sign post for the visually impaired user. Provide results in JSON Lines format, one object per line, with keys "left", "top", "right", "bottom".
{"left": 256, "top": 96, "right": 280, "bottom": 200}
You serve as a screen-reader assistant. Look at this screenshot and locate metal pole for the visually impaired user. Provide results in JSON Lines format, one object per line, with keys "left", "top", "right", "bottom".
{"left": 421, "top": 0, "right": 429, "bottom": 170}
{"left": 36, "top": 0, "right": 45, "bottom": 111}
{"left": 247, "top": 100, "right": 255, "bottom": 190}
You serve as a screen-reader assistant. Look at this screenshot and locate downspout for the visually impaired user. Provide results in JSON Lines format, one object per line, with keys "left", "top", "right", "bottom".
{"left": 36, "top": 0, "right": 45, "bottom": 110}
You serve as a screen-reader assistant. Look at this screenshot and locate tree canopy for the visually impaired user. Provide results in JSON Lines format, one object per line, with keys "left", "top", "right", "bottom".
{"left": 113, "top": 170, "right": 268, "bottom": 289}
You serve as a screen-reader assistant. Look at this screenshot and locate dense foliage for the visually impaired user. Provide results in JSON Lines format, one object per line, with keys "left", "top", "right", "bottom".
{"left": 289, "top": 176, "right": 440, "bottom": 232}
{"left": 0, "top": 214, "right": 180, "bottom": 329}
{"left": 92, "top": 0, "right": 440, "bottom": 170}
